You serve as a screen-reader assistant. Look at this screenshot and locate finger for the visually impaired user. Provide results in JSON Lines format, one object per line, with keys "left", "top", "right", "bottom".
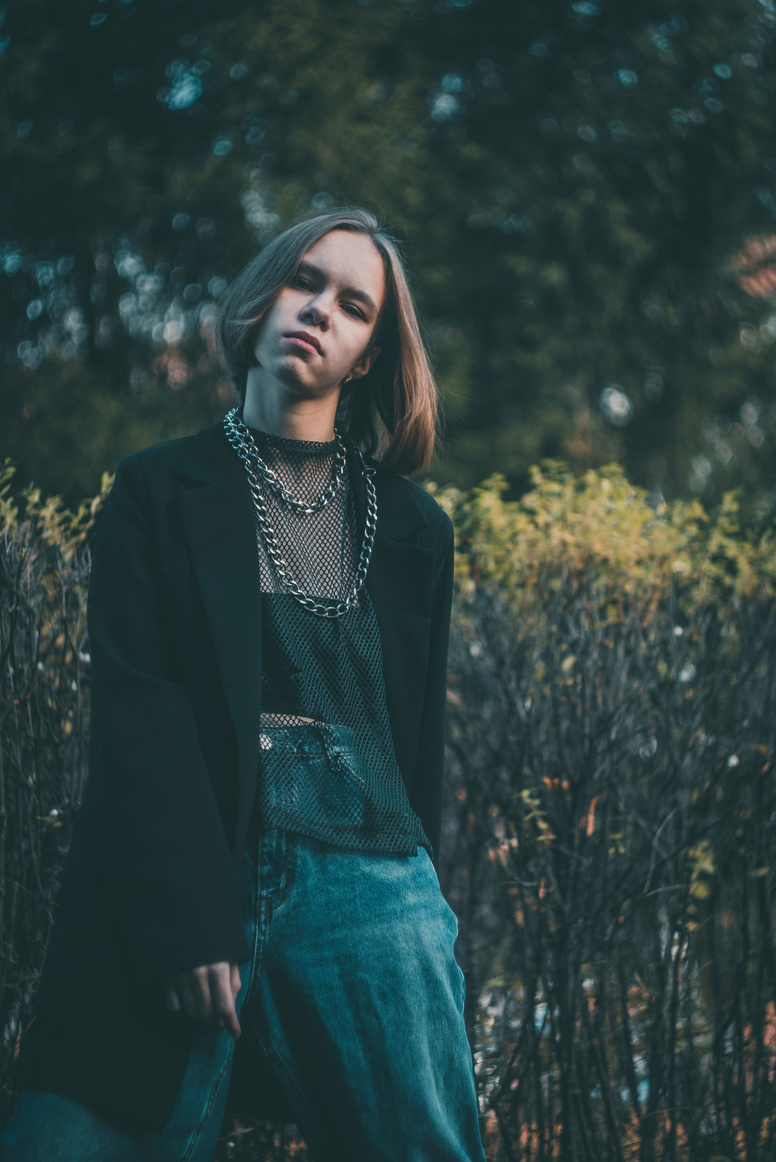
{"left": 179, "top": 976, "right": 201, "bottom": 1021}
{"left": 212, "top": 965, "right": 241, "bottom": 1039}
{"left": 205, "top": 966, "right": 226, "bottom": 1030}
{"left": 194, "top": 966, "right": 224, "bottom": 1022}
{"left": 230, "top": 963, "right": 242, "bottom": 1002}
{"left": 197, "top": 966, "right": 220, "bottom": 1022}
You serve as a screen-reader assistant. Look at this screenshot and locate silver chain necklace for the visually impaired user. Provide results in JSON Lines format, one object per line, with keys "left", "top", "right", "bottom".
{"left": 223, "top": 407, "right": 379, "bottom": 619}
{"left": 225, "top": 407, "right": 348, "bottom": 514}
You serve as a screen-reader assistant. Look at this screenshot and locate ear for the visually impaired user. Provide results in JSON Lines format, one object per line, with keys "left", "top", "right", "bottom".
{"left": 350, "top": 344, "right": 381, "bottom": 381}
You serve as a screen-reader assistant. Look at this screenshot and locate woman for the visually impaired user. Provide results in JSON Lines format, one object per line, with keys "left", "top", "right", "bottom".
{"left": 1, "top": 208, "right": 486, "bottom": 1160}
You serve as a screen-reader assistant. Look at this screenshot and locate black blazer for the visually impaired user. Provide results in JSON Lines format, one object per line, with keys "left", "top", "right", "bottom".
{"left": 18, "top": 421, "right": 455, "bottom": 1135}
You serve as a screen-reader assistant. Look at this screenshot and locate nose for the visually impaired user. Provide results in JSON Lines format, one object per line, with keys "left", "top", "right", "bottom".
{"left": 299, "top": 292, "right": 331, "bottom": 331}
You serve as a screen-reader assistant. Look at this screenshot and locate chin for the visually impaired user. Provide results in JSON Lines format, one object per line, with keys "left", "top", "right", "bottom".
{"left": 275, "top": 368, "right": 327, "bottom": 397}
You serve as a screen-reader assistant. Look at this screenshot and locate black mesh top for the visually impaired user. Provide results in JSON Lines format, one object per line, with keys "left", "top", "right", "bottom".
{"left": 243, "top": 422, "right": 432, "bottom": 858}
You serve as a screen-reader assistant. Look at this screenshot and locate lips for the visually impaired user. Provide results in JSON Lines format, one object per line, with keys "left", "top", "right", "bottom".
{"left": 283, "top": 331, "right": 322, "bottom": 356}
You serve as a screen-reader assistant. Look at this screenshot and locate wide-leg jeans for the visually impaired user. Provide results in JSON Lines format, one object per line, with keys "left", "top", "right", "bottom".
{"left": 0, "top": 825, "right": 486, "bottom": 1161}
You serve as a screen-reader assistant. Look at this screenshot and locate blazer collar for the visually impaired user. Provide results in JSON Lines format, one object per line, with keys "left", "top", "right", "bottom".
{"left": 173, "top": 420, "right": 251, "bottom": 489}
{"left": 346, "top": 439, "right": 429, "bottom": 546}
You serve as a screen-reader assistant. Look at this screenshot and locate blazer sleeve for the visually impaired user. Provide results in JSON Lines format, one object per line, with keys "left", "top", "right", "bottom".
{"left": 409, "top": 511, "right": 455, "bottom": 863}
{"left": 84, "top": 454, "right": 250, "bottom": 986}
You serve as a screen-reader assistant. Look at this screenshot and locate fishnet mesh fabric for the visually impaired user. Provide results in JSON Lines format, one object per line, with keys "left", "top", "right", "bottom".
{"left": 245, "top": 425, "right": 431, "bottom": 857}
{"left": 250, "top": 427, "right": 358, "bottom": 606}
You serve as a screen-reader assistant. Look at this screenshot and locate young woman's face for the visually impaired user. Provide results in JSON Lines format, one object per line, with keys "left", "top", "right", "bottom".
{"left": 251, "top": 229, "right": 386, "bottom": 398}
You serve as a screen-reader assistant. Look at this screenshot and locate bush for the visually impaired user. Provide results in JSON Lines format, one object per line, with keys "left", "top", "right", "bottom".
{"left": 435, "top": 463, "right": 776, "bottom": 1161}
{"left": 0, "top": 462, "right": 107, "bottom": 1113}
{"left": 3, "top": 460, "right": 776, "bottom": 1161}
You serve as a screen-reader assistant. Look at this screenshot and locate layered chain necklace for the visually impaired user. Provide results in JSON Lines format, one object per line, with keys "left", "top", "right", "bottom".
{"left": 223, "top": 407, "right": 378, "bottom": 619}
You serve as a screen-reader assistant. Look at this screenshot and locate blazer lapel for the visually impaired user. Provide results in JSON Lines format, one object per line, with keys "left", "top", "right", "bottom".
{"left": 345, "top": 439, "right": 434, "bottom": 617}
{"left": 174, "top": 424, "right": 263, "bottom": 853}
{"left": 346, "top": 440, "right": 436, "bottom": 790}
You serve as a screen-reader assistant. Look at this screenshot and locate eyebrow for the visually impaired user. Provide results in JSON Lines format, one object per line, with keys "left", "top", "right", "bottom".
{"left": 296, "top": 260, "right": 379, "bottom": 317}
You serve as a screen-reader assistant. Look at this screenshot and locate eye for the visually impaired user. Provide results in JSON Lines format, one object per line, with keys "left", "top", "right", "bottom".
{"left": 292, "top": 275, "right": 314, "bottom": 290}
{"left": 342, "top": 302, "right": 365, "bottom": 320}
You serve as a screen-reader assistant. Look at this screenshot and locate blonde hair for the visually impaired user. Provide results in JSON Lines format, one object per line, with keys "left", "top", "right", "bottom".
{"left": 213, "top": 207, "right": 440, "bottom": 476}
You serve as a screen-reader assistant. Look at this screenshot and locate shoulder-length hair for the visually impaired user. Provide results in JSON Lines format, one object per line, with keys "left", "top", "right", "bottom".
{"left": 212, "top": 207, "right": 439, "bottom": 476}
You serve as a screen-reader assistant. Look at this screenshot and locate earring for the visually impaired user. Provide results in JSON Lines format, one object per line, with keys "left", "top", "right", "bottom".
{"left": 343, "top": 374, "right": 354, "bottom": 385}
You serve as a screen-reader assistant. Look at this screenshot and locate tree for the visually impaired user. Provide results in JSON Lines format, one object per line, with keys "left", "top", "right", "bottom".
{"left": 2, "top": 0, "right": 776, "bottom": 518}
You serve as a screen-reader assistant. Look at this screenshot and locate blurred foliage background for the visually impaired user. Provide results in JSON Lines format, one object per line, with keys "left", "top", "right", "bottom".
{"left": 5, "top": 4, "right": 776, "bottom": 1153}
{"left": 3, "top": 0, "right": 776, "bottom": 518}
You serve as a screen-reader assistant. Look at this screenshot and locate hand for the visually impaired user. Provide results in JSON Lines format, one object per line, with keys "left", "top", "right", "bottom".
{"left": 164, "top": 961, "right": 242, "bottom": 1037}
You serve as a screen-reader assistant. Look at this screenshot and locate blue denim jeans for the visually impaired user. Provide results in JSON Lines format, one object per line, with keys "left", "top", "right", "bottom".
{"left": 1, "top": 827, "right": 485, "bottom": 1161}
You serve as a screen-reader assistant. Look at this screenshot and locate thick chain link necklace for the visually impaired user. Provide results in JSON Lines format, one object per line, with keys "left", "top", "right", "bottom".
{"left": 223, "top": 407, "right": 379, "bottom": 619}
{"left": 225, "top": 407, "right": 348, "bottom": 514}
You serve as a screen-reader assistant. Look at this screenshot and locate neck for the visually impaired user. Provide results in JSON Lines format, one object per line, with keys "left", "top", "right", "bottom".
{"left": 242, "top": 371, "right": 340, "bottom": 442}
